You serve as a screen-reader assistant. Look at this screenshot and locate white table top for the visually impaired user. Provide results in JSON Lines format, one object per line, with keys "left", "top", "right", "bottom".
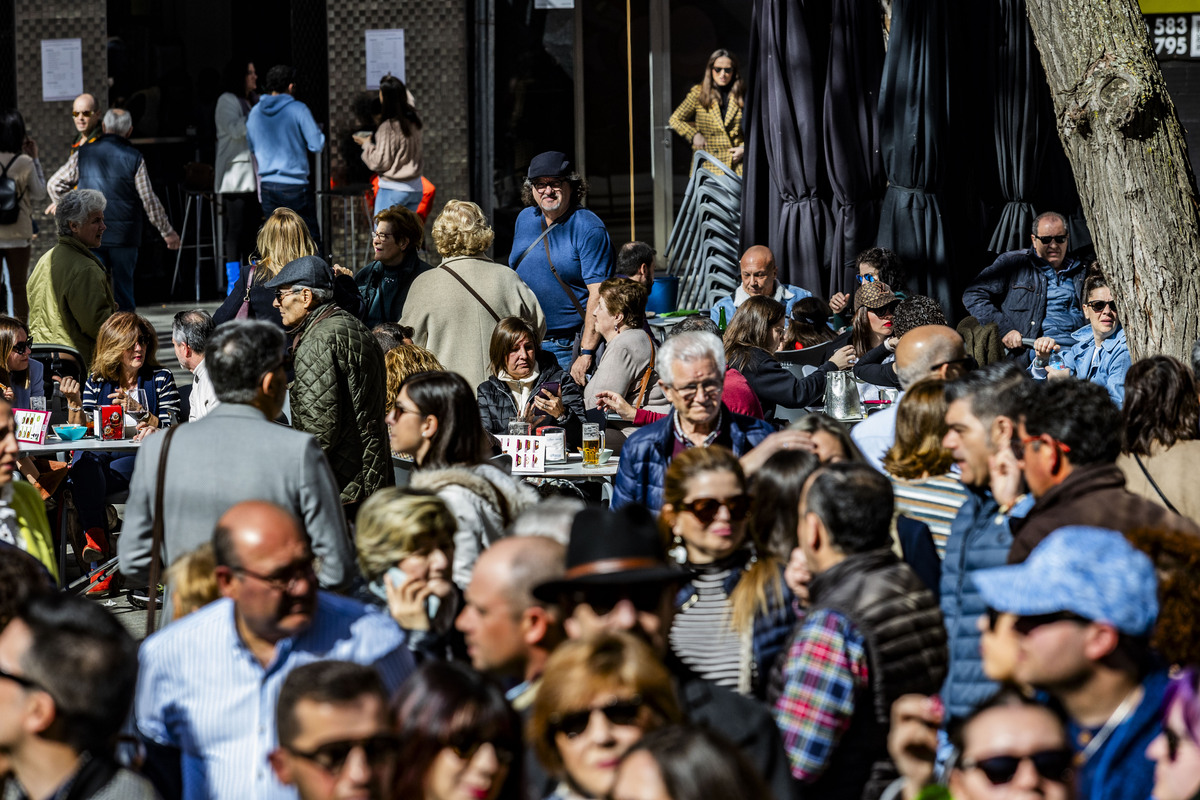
{"left": 531, "top": 453, "right": 619, "bottom": 479}
{"left": 19, "top": 435, "right": 142, "bottom": 457}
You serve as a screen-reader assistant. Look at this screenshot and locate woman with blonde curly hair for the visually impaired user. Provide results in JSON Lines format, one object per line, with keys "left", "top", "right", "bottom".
{"left": 60, "top": 312, "right": 181, "bottom": 584}
{"left": 355, "top": 487, "right": 463, "bottom": 660}
{"left": 403, "top": 200, "right": 546, "bottom": 389}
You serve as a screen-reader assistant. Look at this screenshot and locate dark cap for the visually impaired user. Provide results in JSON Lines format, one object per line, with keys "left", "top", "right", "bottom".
{"left": 262, "top": 255, "right": 334, "bottom": 291}
{"left": 854, "top": 281, "right": 899, "bottom": 311}
{"left": 527, "top": 151, "right": 572, "bottom": 180}
{"left": 531, "top": 504, "right": 683, "bottom": 602}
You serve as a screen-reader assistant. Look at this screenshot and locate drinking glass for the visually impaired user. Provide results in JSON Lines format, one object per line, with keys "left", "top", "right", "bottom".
{"left": 508, "top": 418, "right": 532, "bottom": 436}
{"left": 127, "top": 388, "right": 151, "bottom": 425}
{"left": 582, "top": 423, "right": 602, "bottom": 468}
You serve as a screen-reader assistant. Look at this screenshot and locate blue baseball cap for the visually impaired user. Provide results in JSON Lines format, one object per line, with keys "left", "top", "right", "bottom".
{"left": 973, "top": 526, "right": 1158, "bottom": 636}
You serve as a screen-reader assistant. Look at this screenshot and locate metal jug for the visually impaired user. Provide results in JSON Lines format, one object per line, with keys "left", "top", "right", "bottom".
{"left": 824, "top": 370, "right": 863, "bottom": 421}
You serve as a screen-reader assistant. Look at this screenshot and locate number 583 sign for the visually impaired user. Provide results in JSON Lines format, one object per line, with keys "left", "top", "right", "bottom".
{"left": 1146, "top": 14, "right": 1200, "bottom": 57}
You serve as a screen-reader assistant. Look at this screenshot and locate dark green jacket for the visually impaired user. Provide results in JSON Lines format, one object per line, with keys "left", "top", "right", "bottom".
{"left": 289, "top": 302, "right": 391, "bottom": 504}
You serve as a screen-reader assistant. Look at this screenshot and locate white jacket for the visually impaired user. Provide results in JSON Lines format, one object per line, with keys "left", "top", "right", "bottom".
{"left": 214, "top": 93, "right": 256, "bottom": 194}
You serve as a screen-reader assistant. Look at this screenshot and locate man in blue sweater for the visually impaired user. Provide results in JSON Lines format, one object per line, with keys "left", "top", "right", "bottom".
{"left": 247, "top": 65, "right": 326, "bottom": 253}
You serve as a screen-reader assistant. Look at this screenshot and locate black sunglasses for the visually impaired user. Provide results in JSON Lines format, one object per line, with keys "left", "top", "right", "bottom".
{"left": 961, "top": 748, "right": 1074, "bottom": 785}
{"left": 549, "top": 696, "right": 646, "bottom": 739}
{"left": 287, "top": 734, "right": 399, "bottom": 774}
{"left": 1087, "top": 300, "right": 1117, "bottom": 314}
{"left": 712, "top": 66, "right": 734, "bottom": 74}
{"left": 447, "top": 734, "right": 515, "bottom": 765}
{"left": 1034, "top": 234, "right": 1068, "bottom": 245}
{"left": 678, "top": 495, "right": 750, "bottom": 525}
{"left": 1165, "top": 727, "right": 1185, "bottom": 762}
{"left": 570, "top": 583, "right": 669, "bottom": 616}
{"left": 11, "top": 339, "right": 33, "bottom": 355}
{"left": 0, "top": 663, "right": 46, "bottom": 693}
{"left": 1012, "top": 610, "right": 1090, "bottom": 635}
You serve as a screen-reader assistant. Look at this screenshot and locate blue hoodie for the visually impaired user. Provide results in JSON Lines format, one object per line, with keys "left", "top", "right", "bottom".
{"left": 245, "top": 94, "right": 326, "bottom": 185}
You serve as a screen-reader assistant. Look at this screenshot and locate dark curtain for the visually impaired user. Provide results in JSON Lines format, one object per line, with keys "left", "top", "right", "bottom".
{"left": 739, "top": 0, "right": 831, "bottom": 290}
{"left": 823, "top": 0, "right": 886, "bottom": 296}
{"left": 988, "top": 0, "right": 1057, "bottom": 253}
{"left": 875, "top": 0, "right": 952, "bottom": 310}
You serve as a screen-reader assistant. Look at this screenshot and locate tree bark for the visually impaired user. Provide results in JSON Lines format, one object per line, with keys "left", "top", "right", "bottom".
{"left": 1026, "top": 0, "right": 1200, "bottom": 362}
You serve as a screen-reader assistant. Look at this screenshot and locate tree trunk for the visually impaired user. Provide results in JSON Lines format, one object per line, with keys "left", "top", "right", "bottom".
{"left": 1026, "top": 0, "right": 1200, "bottom": 362}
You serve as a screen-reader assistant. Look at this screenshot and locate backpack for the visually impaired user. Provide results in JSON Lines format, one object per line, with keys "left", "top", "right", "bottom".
{"left": 0, "top": 154, "right": 21, "bottom": 226}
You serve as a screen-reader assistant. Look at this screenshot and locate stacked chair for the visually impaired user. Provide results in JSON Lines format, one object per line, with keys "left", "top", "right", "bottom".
{"left": 664, "top": 152, "right": 743, "bottom": 311}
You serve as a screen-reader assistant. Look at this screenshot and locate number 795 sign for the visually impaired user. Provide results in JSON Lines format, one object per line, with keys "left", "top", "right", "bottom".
{"left": 1146, "top": 14, "right": 1200, "bottom": 57}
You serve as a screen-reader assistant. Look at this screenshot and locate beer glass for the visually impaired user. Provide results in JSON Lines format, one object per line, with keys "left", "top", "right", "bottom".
{"left": 582, "top": 423, "right": 602, "bottom": 468}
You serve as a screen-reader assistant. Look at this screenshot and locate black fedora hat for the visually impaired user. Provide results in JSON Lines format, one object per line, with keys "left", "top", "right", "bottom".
{"left": 527, "top": 151, "right": 572, "bottom": 180}
{"left": 531, "top": 504, "right": 684, "bottom": 603}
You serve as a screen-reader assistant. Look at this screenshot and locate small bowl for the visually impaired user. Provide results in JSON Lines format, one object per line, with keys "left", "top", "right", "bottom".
{"left": 597, "top": 448, "right": 614, "bottom": 464}
{"left": 53, "top": 425, "right": 88, "bottom": 441}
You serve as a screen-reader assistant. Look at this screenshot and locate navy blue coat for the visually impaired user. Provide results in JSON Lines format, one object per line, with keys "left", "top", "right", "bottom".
{"left": 962, "top": 247, "right": 1086, "bottom": 342}
{"left": 610, "top": 406, "right": 774, "bottom": 513}
{"left": 939, "top": 487, "right": 1030, "bottom": 722}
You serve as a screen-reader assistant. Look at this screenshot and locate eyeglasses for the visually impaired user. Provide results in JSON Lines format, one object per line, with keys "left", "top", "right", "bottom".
{"left": 1165, "top": 726, "right": 1185, "bottom": 762}
{"left": 0, "top": 663, "right": 47, "bottom": 694}
{"left": 274, "top": 288, "right": 303, "bottom": 302}
{"left": 855, "top": 274, "right": 878, "bottom": 285}
{"left": 371, "top": 229, "right": 394, "bottom": 241}
{"left": 960, "top": 748, "right": 1074, "bottom": 785}
{"left": 287, "top": 735, "right": 399, "bottom": 774}
{"left": 569, "top": 584, "right": 669, "bottom": 616}
{"left": 1034, "top": 234, "right": 1068, "bottom": 245}
{"left": 532, "top": 179, "right": 564, "bottom": 193}
{"left": 1017, "top": 433, "right": 1071, "bottom": 458}
{"left": 446, "top": 735, "right": 515, "bottom": 765}
{"left": 11, "top": 339, "right": 33, "bottom": 355}
{"left": 679, "top": 494, "right": 750, "bottom": 524}
{"left": 1087, "top": 300, "right": 1117, "bottom": 314}
{"left": 1012, "top": 610, "right": 1090, "bottom": 635}
{"left": 550, "top": 696, "right": 647, "bottom": 739}
{"left": 232, "top": 558, "right": 316, "bottom": 593}
{"left": 71, "top": 110, "right": 94, "bottom": 118}
{"left": 712, "top": 67, "right": 734, "bottom": 75}
{"left": 670, "top": 379, "right": 723, "bottom": 402}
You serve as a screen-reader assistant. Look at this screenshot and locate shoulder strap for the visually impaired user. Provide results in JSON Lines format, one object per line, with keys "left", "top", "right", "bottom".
{"left": 540, "top": 225, "right": 586, "bottom": 319}
{"left": 1, "top": 153, "right": 18, "bottom": 178}
{"left": 512, "top": 219, "right": 557, "bottom": 269}
{"left": 634, "top": 330, "right": 657, "bottom": 409}
{"left": 145, "top": 424, "right": 183, "bottom": 635}
{"left": 439, "top": 262, "right": 500, "bottom": 322}
{"left": 1132, "top": 452, "right": 1180, "bottom": 514}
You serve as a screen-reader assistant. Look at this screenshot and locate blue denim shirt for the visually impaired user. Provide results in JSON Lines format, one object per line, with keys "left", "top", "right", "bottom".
{"left": 710, "top": 282, "right": 812, "bottom": 325}
{"left": 1039, "top": 261, "right": 1088, "bottom": 345}
{"left": 1031, "top": 325, "right": 1130, "bottom": 407}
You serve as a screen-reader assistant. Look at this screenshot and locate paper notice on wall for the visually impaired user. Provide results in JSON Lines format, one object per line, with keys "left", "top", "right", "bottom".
{"left": 365, "top": 29, "right": 405, "bottom": 89}
{"left": 42, "top": 39, "right": 83, "bottom": 102}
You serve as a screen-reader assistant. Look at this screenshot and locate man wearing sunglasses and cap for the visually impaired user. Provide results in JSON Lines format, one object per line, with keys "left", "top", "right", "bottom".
{"left": 963, "top": 211, "right": 1087, "bottom": 362}
{"left": 532, "top": 504, "right": 798, "bottom": 800}
{"left": 973, "top": 526, "right": 1168, "bottom": 800}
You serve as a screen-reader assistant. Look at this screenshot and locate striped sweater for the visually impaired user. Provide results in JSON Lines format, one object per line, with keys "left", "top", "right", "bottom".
{"left": 889, "top": 473, "right": 969, "bottom": 558}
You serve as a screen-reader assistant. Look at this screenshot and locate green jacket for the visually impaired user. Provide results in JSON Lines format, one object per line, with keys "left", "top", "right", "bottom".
{"left": 289, "top": 303, "right": 391, "bottom": 504}
{"left": 5, "top": 481, "right": 56, "bottom": 584}
{"left": 28, "top": 236, "right": 115, "bottom": 368}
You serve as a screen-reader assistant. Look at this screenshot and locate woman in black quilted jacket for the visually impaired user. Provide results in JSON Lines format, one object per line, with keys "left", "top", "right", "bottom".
{"left": 476, "top": 316, "right": 585, "bottom": 444}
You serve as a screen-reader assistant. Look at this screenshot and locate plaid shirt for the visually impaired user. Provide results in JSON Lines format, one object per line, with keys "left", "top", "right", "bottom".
{"left": 772, "top": 607, "right": 870, "bottom": 782}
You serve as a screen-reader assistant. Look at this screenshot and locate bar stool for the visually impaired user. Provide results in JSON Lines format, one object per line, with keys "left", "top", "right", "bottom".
{"left": 172, "top": 164, "right": 218, "bottom": 301}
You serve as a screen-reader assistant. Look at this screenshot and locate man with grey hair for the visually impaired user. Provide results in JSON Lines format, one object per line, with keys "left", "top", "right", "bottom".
{"left": 172, "top": 309, "right": 218, "bottom": 421}
{"left": 264, "top": 255, "right": 390, "bottom": 510}
{"left": 852, "top": 324, "right": 968, "bottom": 471}
{"left": 611, "top": 330, "right": 774, "bottom": 512}
{"left": 28, "top": 188, "right": 115, "bottom": 367}
{"left": 119, "top": 319, "right": 355, "bottom": 610}
{"left": 47, "top": 108, "right": 180, "bottom": 311}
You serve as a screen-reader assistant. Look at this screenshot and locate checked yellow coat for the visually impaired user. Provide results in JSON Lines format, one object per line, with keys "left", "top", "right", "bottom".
{"left": 669, "top": 84, "right": 744, "bottom": 176}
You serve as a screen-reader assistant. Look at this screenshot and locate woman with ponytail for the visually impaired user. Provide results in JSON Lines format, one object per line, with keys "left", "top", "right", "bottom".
{"left": 659, "top": 446, "right": 795, "bottom": 698}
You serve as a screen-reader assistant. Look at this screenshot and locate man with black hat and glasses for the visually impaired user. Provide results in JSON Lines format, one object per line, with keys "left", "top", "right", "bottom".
{"left": 532, "top": 504, "right": 797, "bottom": 800}
{"left": 509, "top": 151, "right": 614, "bottom": 385}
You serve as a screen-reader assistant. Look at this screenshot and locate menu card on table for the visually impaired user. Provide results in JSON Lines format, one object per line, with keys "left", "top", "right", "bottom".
{"left": 497, "top": 435, "right": 547, "bottom": 474}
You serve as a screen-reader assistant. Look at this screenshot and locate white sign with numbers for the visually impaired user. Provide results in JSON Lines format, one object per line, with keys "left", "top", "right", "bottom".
{"left": 1146, "top": 14, "right": 1200, "bottom": 57}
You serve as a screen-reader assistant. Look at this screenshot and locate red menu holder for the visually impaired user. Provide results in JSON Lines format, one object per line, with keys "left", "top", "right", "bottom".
{"left": 95, "top": 405, "right": 125, "bottom": 440}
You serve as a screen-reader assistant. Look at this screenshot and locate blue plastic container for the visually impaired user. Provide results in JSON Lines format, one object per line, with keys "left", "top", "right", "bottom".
{"left": 646, "top": 275, "right": 679, "bottom": 314}
{"left": 225, "top": 261, "right": 242, "bottom": 296}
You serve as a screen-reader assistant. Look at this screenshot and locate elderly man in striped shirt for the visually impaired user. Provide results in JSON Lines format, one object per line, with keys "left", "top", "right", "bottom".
{"left": 133, "top": 501, "right": 415, "bottom": 800}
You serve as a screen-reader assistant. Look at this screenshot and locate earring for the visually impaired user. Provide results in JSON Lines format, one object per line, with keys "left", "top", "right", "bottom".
{"left": 668, "top": 535, "right": 688, "bottom": 565}
{"left": 748, "top": 540, "right": 759, "bottom": 566}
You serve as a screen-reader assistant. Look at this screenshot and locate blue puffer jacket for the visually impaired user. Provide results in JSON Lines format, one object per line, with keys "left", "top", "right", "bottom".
{"left": 673, "top": 557, "right": 796, "bottom": 699}
{"left": 610, "top": 406, "right": 774, "bottom": 513}
{"left": 939, "top": 486, "right": 1032, "bottom": 723}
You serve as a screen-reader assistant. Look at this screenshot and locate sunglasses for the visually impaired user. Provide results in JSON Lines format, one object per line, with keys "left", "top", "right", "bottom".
{"left": 447, "top": 734, "right": 515, "bottom": 765}
{"left": 532, "top": 179, "right": 564, "bottom": 192}
{"left": 678, "top": 495, "right": 750, "bottom": 524}
{"left": 126, "top": 336, "right": 152, "bottom": 350}
{"left": 275, "top": 288, "right": 304, "bottom": 302}
{"left": 1034, "top": 234, "right": 1068, "bottom": 245}
{"left": 1087, "top": 300, "right": 1116, "bottom": 314}
{"left": 11, "top": 339, "right": 33, "bottom": 355}
{"left": 1165, "top": 727, "right": 1187, "bottom": 762}
{"left": 71, "top": 110, "right": 94, "bottom": 118}
{"left": 0, "top": 663, "right": 46, "bottom": 693}
{"left": 855, "top": 274, "right": 878, "bottom": 285}
{"left": 961, "top": 748, "right": 1074, "bottom": 785}
{"left": 1012, "top": 610, "right": 1090, "bottom": 635}
{"left": 1016, "top": 433, "right": 1072, "bottom": 458}
{"left": 713, "top": 67, "right": 734, "bottom": 74}
{"left": 570, "top": 584, "right": 668, "bottom": 616}
{"left": 550, "top": 696, "right": 646, "bottom": 739}
{"left": 287, "top": 734, "right": 399, "bottom": 774}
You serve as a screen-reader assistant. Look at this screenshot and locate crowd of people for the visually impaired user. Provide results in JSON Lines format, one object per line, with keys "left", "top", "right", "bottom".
{"left": 0, "top": 93, "right": 1196, "bottom": 800}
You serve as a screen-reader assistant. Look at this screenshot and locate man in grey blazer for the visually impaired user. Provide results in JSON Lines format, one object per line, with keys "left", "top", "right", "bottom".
{"left": 118, "top": 320, "right": 356, "bottom": 602}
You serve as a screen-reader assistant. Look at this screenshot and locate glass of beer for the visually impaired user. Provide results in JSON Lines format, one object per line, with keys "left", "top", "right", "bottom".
{"left": 582, "top": 423, "right": 602, "bottom": 468}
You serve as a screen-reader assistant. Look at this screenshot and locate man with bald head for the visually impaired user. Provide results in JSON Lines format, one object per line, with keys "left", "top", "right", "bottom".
{"left": 43, "top": 94, "right": 102, "bottom": 216}
{"left": 852, "top": 324, "right": 969, "bottom": 471}
{"left": 710, "top": 245, "right": 813, "bottom": 325}
{"left": 134, "top": 501, "right": 413, "bottom": 800}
